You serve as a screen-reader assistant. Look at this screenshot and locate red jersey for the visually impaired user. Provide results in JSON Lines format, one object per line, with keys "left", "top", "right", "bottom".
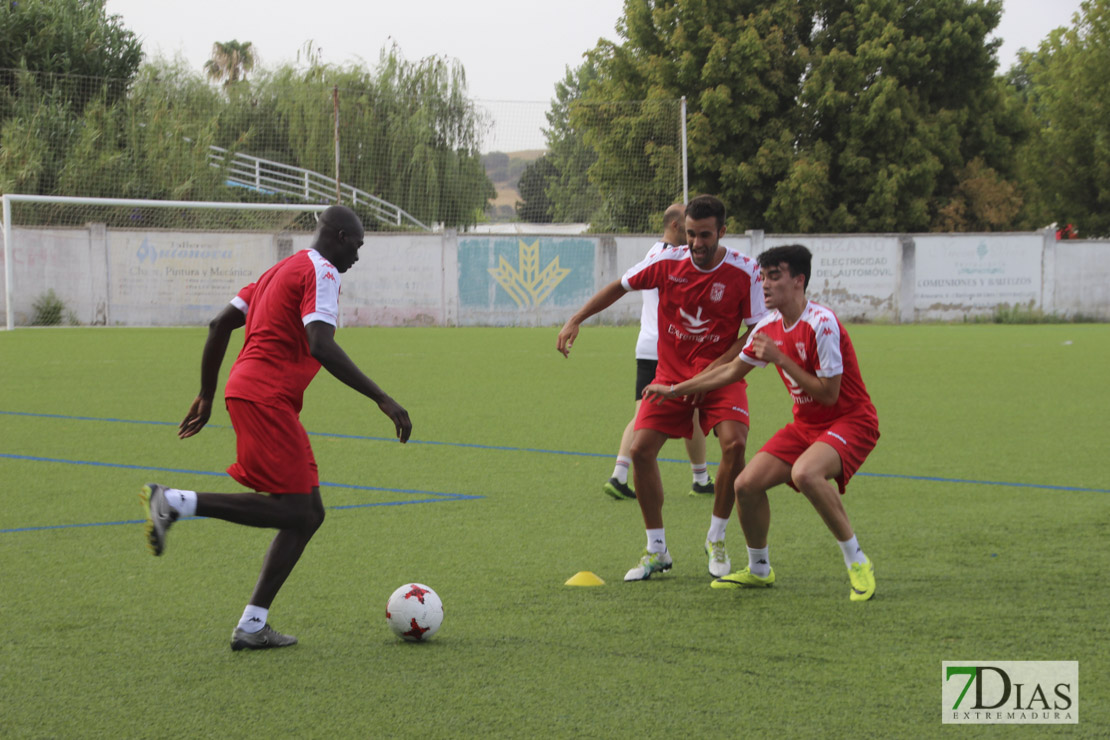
{"left": 224, "top": 249, "right": 341, "bottom": 412}
{"left": 740, "top": 302, "right": 878, "bottom": 428}
{"left": 622, "top": 246, "right": 765, "bottom": 384}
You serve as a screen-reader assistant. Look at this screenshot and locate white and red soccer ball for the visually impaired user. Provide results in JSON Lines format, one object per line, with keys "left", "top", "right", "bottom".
{"left": 386, "top": 583, "right": 443, "bottom": 642}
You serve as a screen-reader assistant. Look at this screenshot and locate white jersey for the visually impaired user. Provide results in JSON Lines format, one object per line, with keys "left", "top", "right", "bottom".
{"left": 634, "top": 240, "right": 670, "bottom": 360}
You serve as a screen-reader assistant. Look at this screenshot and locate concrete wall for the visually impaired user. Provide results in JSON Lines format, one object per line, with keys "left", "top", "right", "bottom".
{"left": 2, "top": 226, "right": 1108, "bottom": 327}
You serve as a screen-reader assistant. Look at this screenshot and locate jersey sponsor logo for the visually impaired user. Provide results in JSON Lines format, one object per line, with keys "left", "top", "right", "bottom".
{"left": 823, "top": 327, "right": 834, "bottom": 336}
{"left": 667, "top": 275, "right": 689, "bottom": 284}
{"left": 667, "top": 323, "right": 722, "bottom": 344}
{"left": 679, "top": 306, "right": 710, "bottom": 334}
{"left": 323, "top": 271, "right": 337, "bottom": 282}
{"left": 710, "top": 281, "right": 726, "bottom": 302}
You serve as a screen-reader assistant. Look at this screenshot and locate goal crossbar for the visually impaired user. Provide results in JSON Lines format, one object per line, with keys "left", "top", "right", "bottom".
{"left": 1, "top": 194, "right": 329, "bottom": 330}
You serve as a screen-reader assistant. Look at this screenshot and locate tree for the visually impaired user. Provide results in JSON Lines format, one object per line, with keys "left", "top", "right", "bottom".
{"left": 0, "top": 0, "right": 142, "bottom": 194}
{"left": 0, "top": 0, "right": 141, "bottom": 106}
{"left": 552, "top": 0, "right": 814, "bottom": 232}
{"left": 1015, "top": 0, "right": 1110, "bottom": 236}
{"left": 778, "top": 0, "right": 1023, "bottom": 232}
{"left": 253, "top": 44, "right": 494, "bottom": 229}
{"left": 548, "top": 0, "right": 1028, "bottom": 233}
{"left": 516, "top": 155, "right": 556, "bottom": 222}
{"left": 204, "top": 40, "right": 256, "bottom": 88}
{"left": 543, "top": 63, "right": 603, "bottom": 224}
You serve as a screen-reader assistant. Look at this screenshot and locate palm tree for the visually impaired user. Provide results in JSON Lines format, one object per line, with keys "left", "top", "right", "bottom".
{"left": 204, "top": 40, "right": 256, "bottom": 87}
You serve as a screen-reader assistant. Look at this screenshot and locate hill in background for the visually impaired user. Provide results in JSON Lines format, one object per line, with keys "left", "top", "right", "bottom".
{"left": 482, "top": 150, "right": 544, "bottom": 222}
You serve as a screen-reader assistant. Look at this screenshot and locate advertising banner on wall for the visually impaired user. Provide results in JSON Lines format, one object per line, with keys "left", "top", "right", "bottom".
{"left": 107, "top": 231, "right": 275, "bottom": 325}
{"left": 764, "top": 236, "right": 901, "bottom": 320}
{"left": 914, "top": 235, "right": 1043, "bottom": 319}
{"left": 458, "top": 237, "right": 595, "bottom": 325}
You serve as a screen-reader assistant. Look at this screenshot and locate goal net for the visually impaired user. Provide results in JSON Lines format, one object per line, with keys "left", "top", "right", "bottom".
{"left": 1, "top": 195, "right": 327, "bottom": 329}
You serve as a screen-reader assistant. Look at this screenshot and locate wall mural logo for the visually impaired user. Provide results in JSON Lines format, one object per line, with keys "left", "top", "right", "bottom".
{"left": 488, "top": 239, "right": 570, "bottom": 308}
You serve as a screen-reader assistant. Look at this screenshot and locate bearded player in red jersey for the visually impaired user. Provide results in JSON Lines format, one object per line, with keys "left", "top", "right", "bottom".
{"left": 558, "top": 195, "right": 766, "bottom": 582}
{"left": 644, "top": 244, "right": 880, "bottom": 601}
{"left": 140, "top": 205, "right": 412, "bottom": 650}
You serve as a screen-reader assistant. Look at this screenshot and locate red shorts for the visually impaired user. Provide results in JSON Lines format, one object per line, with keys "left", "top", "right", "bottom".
{"left": 760, "top": 414, "right": 879, "bottom": 494}
{"left": 225, "top": 398, "right": 319, "bottom": 494}
{"left": 635, "top": 381, "right": 750, "bottom": 438}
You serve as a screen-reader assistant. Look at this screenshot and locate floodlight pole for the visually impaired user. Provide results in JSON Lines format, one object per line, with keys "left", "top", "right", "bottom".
{"left": 333, "top": 85, "right": 342, "bottom": 204}
{"left": 680, "top": 96, "right": 689, "bottom": 205}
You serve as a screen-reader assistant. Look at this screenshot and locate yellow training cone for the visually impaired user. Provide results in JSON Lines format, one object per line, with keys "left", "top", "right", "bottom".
{"left": 565, "top": 571, "right": 605, "bottom": 586}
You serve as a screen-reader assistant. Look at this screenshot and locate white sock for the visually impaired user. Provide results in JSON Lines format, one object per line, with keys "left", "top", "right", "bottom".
{"left": 237, "top": 605, "right": 268, "bottom": 633}
{"left": 165, "top": 488, "right": 197, "bottom": 517}
{"left": 691, "top": 462, "right": 709, "bottom": 485}
{"left": 838, "top": 535, "right": 867, "bottom": 567}
{"left": 612, "top": 456, "right": 632, "bottom": 485}
{"left": 707, "top": 515, "right": 728, "bottom": 543}
{"left": 646, "top": 528, "right": 667, "bottom": 553}
{"left": 748, "top": 546, "right": 771, "bottom": 577}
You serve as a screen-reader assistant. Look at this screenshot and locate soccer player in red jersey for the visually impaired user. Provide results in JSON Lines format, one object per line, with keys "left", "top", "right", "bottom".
{"left": 558, "top": 195, "right": 767, "bottom": 582}
{"left": 602, "top": 202, "right": 714, "bottom": 503}
{"left": 140, "top": 205, "right": 412, "bottom": 650}
{"left": 644, "top": 244, "right": 880, "bottom": 601}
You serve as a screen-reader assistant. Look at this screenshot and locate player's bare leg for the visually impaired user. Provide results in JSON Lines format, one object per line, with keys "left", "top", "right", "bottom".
{"left": 733, "top": 452, "right": 793, "bottom": 549}
{"left": 629, "top": 428, "right": 670, "bottom": 529}
{"left": 603, "top": 403, "right": 640, "bottom": 500}
{"left": 709, "top": 453, "right": 792, "bottom": 589}
{"left": 711, "top": 420, "right": 748, "bottom": 521}
{"left": 790, "top": 442, "right": 852, "bottom": 540}
{"left": 790, "top": 442, "right": 875, "bottom": 601}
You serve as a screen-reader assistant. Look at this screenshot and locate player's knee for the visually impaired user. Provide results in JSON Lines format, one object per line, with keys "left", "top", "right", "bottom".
{"left": 629, "top": 441, "right": 655, "bottom": 468}
{"left": 791, "top": 465, "right": 823, "bottom": 494}
{"left": 306, "top": 498, "right": 326, "bottom": 534}
{"left": 718, "top": 435, "right": 747, "bottom": 464}
{"left": 733, "top": 470, "right": 757, "bottom": 502}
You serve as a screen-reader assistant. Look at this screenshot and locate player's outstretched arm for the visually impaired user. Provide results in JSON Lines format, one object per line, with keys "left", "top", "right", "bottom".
{"left": 179, "top": 303, "right": 246, "bottom": 439}
{"left": 305, "top": 321, "right": 412, "bottom": 443}
{"left": 557, "top": 280, "right": 628, "bottom": 357}
{"left": 642, "top": 356, "right": 755, "bottom": 405}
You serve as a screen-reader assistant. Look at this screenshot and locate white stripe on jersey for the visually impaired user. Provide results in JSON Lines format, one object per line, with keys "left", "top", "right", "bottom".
{"left": 302, "top": 249, "right": 341, "bottom": 326}
{"left": 803, "top": 303, "right": 844, "bottom": 377}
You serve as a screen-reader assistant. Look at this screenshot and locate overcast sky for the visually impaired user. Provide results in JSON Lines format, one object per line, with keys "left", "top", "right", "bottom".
{"left": 103, "top": 0, "right": 1084, "bottom": 151}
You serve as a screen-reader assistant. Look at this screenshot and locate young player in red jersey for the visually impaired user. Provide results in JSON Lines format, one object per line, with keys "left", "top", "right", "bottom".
{"left": 140, "top": 205, "right": 413, "bottom": 650}
{"left": 558, "top": 195, "right": 766, "bottom": 581}
{"left": 644, "top": 244, "right": 880, "bottom": 601}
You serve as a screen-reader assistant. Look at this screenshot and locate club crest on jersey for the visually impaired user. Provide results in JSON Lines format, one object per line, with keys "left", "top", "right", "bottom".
{"left": 710, "top": 282, "right": 726, "bottom": 302}
{"left": 796, "top": 343, "right": 807, "bottom": 362}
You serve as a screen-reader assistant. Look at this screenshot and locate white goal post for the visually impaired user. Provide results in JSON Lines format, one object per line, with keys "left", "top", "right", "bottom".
{"left": 2, "top": 194, "right": 331, "bottom": 330}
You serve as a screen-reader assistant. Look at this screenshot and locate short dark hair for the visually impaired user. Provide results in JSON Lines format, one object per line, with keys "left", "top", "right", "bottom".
{"left": 758, "top": 244, "right": 812, "bottom": 290}
{"left": 685, "top": 194, "right": 725, "bottom": 229}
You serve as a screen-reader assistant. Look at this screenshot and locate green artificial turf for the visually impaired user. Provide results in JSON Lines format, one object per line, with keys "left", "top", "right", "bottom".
{"left": 1, "top": 324, "right": 1106, "bottom": 737}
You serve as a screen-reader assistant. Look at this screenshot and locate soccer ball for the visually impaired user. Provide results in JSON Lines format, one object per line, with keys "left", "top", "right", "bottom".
{"left": 386, "top": 583, "right": 443, "bottom": 642}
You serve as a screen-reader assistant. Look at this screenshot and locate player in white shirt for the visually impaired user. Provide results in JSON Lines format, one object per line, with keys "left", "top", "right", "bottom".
{"left": 603, "top": 203, "right": 715, "bottom": 503}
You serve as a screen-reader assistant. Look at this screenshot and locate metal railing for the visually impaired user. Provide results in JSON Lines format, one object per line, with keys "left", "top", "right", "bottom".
{"left": 208, "top": 146, "right": 431, "bottom": 231}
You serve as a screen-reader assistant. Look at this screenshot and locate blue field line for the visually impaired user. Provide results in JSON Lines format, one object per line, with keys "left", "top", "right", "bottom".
{"left": 0, "top": 453, "right": 482, "bottom": 535}
{"left": 3, "top": 409, "right": 1108, "bottom": 494}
